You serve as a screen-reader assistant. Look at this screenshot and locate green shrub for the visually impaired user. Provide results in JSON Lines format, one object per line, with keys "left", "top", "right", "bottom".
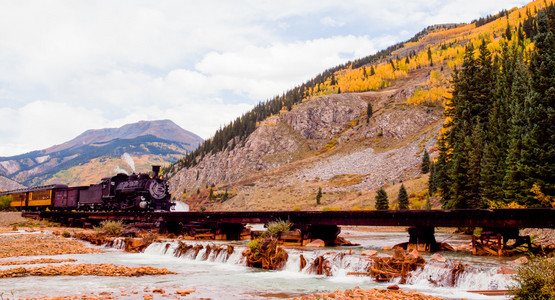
{"left": 97, "top": 220, "right": 123, "bottom": 236}
{"left": 510, "top": 257, "right": 555, "bottom": 299}
{"left": 61, "top": 231, "right": 71, "bottom": 238}
{"left": 0, "top": 195, "right": 14, "bottom": 211}
{"left": 248, "top": 239, "right": 260, "bottom": 252}
{"left": 263, "top": 220, "right": 292, "bottom": 238}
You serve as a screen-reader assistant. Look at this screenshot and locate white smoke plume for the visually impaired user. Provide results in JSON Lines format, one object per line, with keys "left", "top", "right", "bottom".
{"left": 122, "top": 153, "right": 136, "bottom": 173}
{"left": 114, "top": 166, "right": 129, "bottom": 175}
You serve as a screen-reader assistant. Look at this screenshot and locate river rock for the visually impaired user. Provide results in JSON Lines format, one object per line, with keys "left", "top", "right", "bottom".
{"left": 407, "top": 249, "right": 421, "bottom": 260}
{"left": 383, "top": 246, "right": 392, "bottom": 251}
{"left": 430, "top": 253, "right": 447, "bottom": 263}
{"left": 305, "top": 239, "right": 326, "bottom": 247}
{"left": 497, "top": 266, "right": 516, "bottom": 275}
{"left": 361, "top": 250, "right": 378, "bottom": 256}
{"left": 510, "top": 256, "right": 529, "bottom": 266}
{"left": 387, "top": 284, "right": 400, "bottom": 290}
{"left": 176, "top": 289, "right": 195, "bottom": 296}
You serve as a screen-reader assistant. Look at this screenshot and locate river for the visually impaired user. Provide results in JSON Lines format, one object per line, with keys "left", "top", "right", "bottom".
{"left": 0, "top": 228, "right": 516, "bottom": 299}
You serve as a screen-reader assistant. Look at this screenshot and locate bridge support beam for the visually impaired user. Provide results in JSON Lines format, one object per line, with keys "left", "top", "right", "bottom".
{"left": 407, "top": 226, "right": 438, "bottom": 252}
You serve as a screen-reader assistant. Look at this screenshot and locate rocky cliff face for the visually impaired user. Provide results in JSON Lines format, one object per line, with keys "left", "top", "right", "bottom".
{"left": 169, "top": 68, "right": 443, "bottom": 211}
{"left": 169, "top": 93, "right": 367, "bottom": 193}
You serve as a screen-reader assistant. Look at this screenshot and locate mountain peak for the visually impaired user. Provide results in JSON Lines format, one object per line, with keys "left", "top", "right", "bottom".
{"left": 45, "top": 120, "right": 203, "bottom": 154}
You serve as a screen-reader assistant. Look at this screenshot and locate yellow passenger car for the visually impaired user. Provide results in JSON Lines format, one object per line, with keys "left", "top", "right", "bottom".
{"left": 0, "top": 184, "right": 68, "bottom": 211}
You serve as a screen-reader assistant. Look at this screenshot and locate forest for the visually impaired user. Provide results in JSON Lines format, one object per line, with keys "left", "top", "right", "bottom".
{"left": 429, "top": 4, "right": 554, "bottom": 209}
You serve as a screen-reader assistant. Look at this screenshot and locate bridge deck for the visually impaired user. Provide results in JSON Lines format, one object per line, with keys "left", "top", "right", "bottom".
{"left": 34, "top": 209, "right": 555, "bottom": 228}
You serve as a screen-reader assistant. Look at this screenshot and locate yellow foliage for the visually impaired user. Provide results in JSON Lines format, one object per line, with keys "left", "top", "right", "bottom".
{"left": 409, "top": 190, "right": 429, "bottom": 209}
{"left": 531, "top": 184, "right": 555, "bottom": 208}
{"left": 488, "top": 200, "right": 526, "bottom": 209}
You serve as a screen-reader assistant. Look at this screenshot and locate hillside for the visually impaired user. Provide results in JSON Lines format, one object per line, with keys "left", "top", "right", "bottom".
{"left": 0, "top": 120, "right": 203, "bottom": 188}
{"left": 168, "top": 0, "right": 554, "bottom": 211}
{"left": 0, "top": 176, "right": 25, "bottom": 191}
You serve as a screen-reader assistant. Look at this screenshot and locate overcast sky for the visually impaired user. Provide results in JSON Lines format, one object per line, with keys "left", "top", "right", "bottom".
{"left": 0, "top": 0, "right": 530, "bottom": 157}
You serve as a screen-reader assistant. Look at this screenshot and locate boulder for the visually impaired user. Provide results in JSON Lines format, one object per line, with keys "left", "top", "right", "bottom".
{"left": 407, "top": 249, "right": 421, "bottom": 260}
{"left": 510, "top": 256, "right": 529, "bottom": 266}
{"left": 361, "top": 250, "right": 378, "bottom": 257}
{"left": 387, "top": 284, "right": 400, "bottom": 290}
{"left": 430, "top": 253, "right": 447, "bottom": 263}
{"left": 305, "top": 239, "right": 326, "bottom": 247}
{"left": 497, "top": 266, "right": 516, "bottom": 275}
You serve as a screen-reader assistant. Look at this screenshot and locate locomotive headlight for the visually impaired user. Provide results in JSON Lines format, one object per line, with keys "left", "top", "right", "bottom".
{"left": 139, "top": 200, "right": 148, "bottom": 209}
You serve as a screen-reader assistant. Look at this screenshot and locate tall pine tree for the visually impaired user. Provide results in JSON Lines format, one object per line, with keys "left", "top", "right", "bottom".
{"left": 398, "top": 184, "right": 409, "bottom": 210}
{"left": 375, "top": 187, "right": 389, "bottom": 210}
{"left": 516, "top": 10, "right": 555, "bottom": 206}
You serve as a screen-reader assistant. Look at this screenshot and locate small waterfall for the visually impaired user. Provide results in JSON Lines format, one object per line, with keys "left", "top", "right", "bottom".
{"left": 111, "top": 238, "right": 127, "bottom": 250}
{"left": 407, "top": 260, "right": 514, "bottom": 290}
{"left": 142, "top": 241, "right": 514, "bottom": 293}
{"left": 145, "top": 241, "right": 238, "bottom": 264}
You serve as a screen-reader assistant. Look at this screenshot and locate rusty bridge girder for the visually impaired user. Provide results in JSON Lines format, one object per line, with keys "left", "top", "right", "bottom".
{"left": 29, "top": 208, "right": 555, "bottom": 229}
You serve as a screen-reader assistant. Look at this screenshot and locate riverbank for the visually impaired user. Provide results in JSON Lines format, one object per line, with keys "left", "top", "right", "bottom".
{"left": 1, "top": 212, "right": 552, "bottom": 299}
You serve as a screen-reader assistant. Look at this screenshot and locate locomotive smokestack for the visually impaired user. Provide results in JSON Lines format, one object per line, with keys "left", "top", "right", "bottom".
{"left": 152, "top": 165, "right": 161, "bottom": 178}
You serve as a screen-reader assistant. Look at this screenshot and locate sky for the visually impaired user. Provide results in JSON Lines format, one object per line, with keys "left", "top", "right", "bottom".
{"left": 0, "top": 0, "right": 531, "bottom": 157}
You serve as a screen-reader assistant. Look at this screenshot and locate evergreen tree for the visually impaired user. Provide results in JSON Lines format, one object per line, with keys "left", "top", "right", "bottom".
{"left": 481, "top": 44, "right": 522, "bottom": 206}
{"left": 468, "top": 121, "right": 486, "bottom": 208}
{"left": 516, "top": 10, "right": 555, "bottom": 206}
{"left": 375, "top": 187, "right": 389, "bottom": 210}
{"left": 366, "top": 102, "right": 373, "bottom": 123}
{"left": 425, "top": 194, "right": 432, "bottom": 210}
{"left": 440, "top": 41, "right": 494, "bottom": 209}
{"left": 503, "top": 58, "right": 531, "bottom": 204}
{"left": 421, "top": 149, "right": 430, "bottom": 174}
{"left": 435, "top": 135, "right": 452, "bottom": 205}
{"left": 397, "top": 184, "right": 409, "bottom": 210}
{"left": 428, "top": 162, "right": 438, "bottom": 195}
{"left": 316, "top": 187, "right": 322, "bottom": 205}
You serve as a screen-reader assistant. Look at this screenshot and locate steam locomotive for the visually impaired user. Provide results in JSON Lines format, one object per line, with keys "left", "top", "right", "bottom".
{"left": 0, "top": 166, "right": 174, "bottom": 211}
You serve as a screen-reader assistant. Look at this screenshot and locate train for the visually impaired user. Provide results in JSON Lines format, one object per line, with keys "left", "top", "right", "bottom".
{"left": 0, "top": 166, "right": 174, "bottom": 211}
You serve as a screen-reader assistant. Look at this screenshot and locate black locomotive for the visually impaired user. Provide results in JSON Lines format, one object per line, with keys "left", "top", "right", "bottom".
{"left": 1, "top": 166, "right": 174, "bottom": 211}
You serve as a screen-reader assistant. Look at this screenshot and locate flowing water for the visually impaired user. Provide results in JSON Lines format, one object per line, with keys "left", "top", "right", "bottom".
{"left": 0, "top": 229, "right": 516, "bottom": 299}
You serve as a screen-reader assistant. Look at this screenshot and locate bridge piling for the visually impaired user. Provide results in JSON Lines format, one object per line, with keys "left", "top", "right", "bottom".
{"left": 407, "top": 227, "right": 438, "bottom": 252}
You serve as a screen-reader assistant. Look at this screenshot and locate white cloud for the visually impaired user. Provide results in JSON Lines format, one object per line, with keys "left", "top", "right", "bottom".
{"left": 0, "top": 101, "right": 105, "bottom": 156}
{"left": 0, "top": 0, "right": 533, "bottom": 157}
{"left": 321, "top": 17, "right": 345, "bottom": 27}
{"left": 196, "top": 35, "right": 378, "bottom": 99}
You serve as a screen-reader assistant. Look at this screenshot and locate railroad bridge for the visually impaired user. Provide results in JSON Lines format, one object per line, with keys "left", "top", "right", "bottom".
{"left": 30, "top": 209, "right": 555, "bottom": 253}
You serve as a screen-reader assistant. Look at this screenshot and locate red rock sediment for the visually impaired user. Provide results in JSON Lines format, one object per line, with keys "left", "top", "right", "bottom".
{"left": 290, "top": 286, "right": 443, "bottom": 300}
{"left": 0, "top": 263, "right": 176, "bottom": 278}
